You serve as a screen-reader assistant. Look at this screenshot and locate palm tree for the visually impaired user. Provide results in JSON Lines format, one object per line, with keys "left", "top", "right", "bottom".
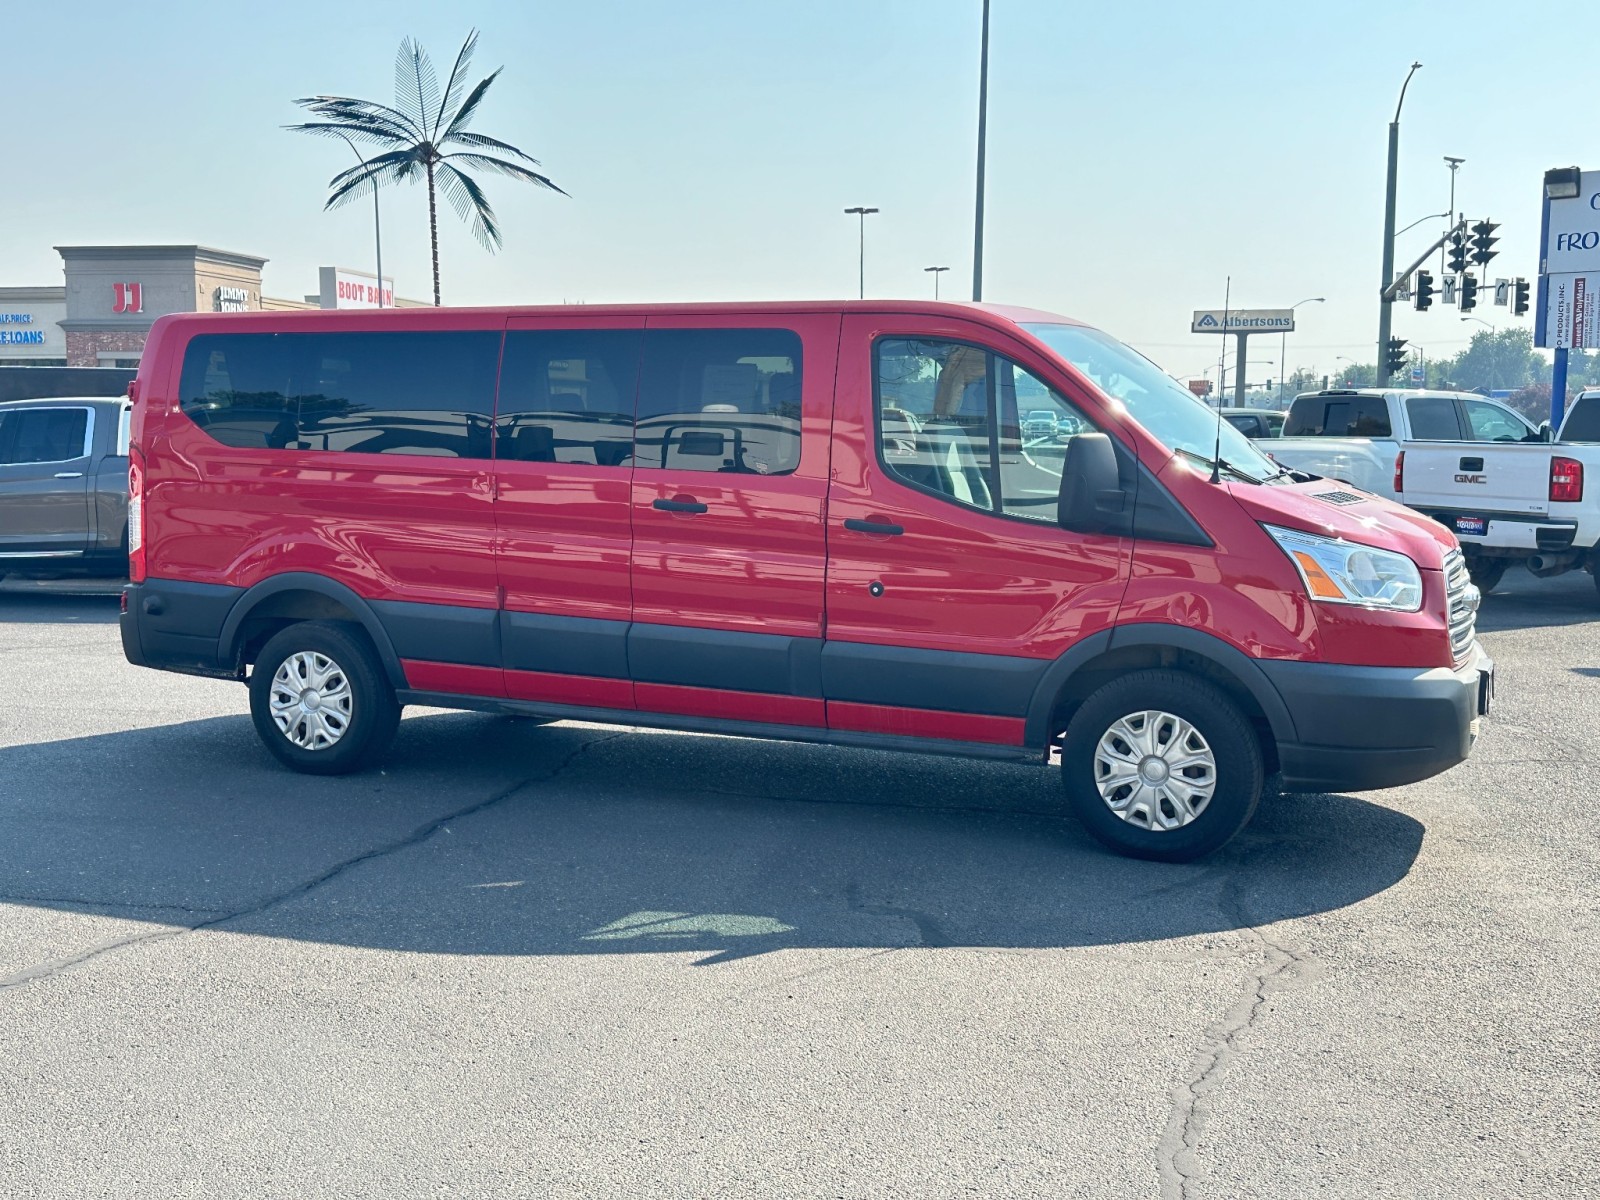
{"left": 288, "top": 29, "right": 565, "bottom": 306}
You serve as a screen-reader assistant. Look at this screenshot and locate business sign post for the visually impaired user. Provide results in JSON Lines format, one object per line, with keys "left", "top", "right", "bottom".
{"left": 1536, "top": 166, "right": 1600, "bottom": 426}
{"left": 1192, "top": 308, "right": 1294, "bottom": 408}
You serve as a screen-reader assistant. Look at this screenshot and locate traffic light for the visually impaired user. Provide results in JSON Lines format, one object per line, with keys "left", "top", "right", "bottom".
{"left": 1414, "top": 270, "right": 1436, "bottom": 311}
{"left": 1447, "top": 230, "right": 1469, "bottom": 275}
{"left": 1470, "top": 220, "right": 1500, "bottom": 270}
{"left": 1513, "top": 277, "right": 1530, "bottom": 317}
{"left": 1460, "top": 273, "right": 1480, "bottom": 311}
{"left": 1383, "top": 337, "right": 1409, "bottom": 379}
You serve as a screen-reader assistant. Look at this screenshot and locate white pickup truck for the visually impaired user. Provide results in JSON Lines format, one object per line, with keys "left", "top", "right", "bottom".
{"left": 1269, "top": 388, "right": 1600, "bottom": 596}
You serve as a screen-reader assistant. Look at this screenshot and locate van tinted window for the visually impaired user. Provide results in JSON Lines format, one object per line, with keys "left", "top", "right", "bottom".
{"left": 179, "top": 331, "right": 500, "bottom": 459}
{"left": 1283, "top": 395, "right": 1392, "bottom": 438}
{"left": 635, "top": 328, "right": 802, "bottom": 475}
{"left": 497, "top": 329, "right": 641, "bottom": 466}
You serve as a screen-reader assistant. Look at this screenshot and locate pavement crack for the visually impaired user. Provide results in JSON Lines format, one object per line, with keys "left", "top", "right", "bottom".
{"left": 0, "top": 731, "right": 624, "bottom": 996}
{"left": 1155, "top": 870, "right": 1322, "bottom": 1200}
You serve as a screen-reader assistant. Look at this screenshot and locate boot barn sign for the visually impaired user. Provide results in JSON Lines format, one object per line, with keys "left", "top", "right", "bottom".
{"left": 319, "top": 266, "right": 395, "bottom": 310}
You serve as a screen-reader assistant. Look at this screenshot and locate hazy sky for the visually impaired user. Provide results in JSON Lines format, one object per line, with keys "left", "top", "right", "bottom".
{"left": 2, "top": 0, "right": 1587, "bottom": 384}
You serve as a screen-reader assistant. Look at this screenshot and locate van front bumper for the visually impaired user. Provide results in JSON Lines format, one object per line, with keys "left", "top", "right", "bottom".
{"left": 1259, "top": 645, "right": 1493, "bottom": 794}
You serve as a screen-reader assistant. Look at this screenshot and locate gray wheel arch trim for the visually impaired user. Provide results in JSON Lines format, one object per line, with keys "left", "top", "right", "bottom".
{"left": 1023, "top": 624, "right": 1299, "bottom": 749}
{"left": 217, "top": 573, "right": 408, "bottom": 689}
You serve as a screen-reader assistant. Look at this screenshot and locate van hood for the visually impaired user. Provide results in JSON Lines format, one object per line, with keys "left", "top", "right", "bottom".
{"left": 1226, "top": 478, "right": 1456, "bottom": 570}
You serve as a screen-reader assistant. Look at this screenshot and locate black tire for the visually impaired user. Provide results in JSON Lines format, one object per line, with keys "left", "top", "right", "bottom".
{"left": 249, "top": 621, "right": 400, "bottom": 775}
{"left": 1467, "top": 555, "right": 1506, "bottom": 594}
{"left": 1060, "top": 670, "right": 1264, "bottom": 863}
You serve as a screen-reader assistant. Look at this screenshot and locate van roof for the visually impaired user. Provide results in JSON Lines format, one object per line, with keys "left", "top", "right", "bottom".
{"left": 147, "top": 299, "right": 1085, "bottom": 331}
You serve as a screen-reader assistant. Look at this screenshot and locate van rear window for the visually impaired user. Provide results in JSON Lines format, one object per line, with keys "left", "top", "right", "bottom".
{"left": 178, "top": 331, "right": 500, "bottom": 459}
{"left": 1283, "top": 396, "right": 1392, "bottom": 438}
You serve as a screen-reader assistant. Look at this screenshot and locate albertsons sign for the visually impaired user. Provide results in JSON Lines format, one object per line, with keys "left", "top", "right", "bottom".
{"left": 1192, "top": 308, "right": 1295, "bottom": 333}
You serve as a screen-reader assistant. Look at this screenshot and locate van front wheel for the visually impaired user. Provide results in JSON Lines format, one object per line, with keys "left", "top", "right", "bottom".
{"left": 1060, "top": 671, "right": 1263, "bottom": 862}
{"left": 249, "top": 621, "right": 399, "bottom": 775}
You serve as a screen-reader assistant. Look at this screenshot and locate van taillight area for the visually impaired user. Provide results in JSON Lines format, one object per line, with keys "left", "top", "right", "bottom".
{"left": 117, "top": 301, "right": 1493, "bottom": 861}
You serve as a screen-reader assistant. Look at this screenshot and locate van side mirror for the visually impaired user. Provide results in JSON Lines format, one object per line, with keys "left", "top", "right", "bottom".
{"left": 1058, "top": 432, "right": 1126, "bottom": 534}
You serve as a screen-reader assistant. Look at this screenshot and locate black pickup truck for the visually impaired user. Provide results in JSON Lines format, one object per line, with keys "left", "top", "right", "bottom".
{"left": 0, "top": 396, "right": 132, "bottom": 581}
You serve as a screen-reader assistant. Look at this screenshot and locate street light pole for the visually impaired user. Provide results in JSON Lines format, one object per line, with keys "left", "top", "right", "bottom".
{"left": 1282, "top": 296, "right": 1325, "bottom": 405}
{"left": 330, "top": 130, "right": 384, "bottom": 308}
{"left": 924, "top": 265, "right": 950, "bottom": 299}
{"left": 971, "top": 0, "right": 990, "bottom": 302}
{"left": 1443, "top": 156, "right": 1465, "bottom": 276}
{"left": 1377, "top": 61, "right": 1422, "bottom": 383}
{"left": 843, "top": 207, "right": 879, "bottom": 299}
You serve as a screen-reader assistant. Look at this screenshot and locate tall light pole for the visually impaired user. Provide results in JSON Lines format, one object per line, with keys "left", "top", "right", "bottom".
{"left": 328, "top": 129, "right": 384, "bottom": 308}
{"left": 1460, "top": 315, "right": 1496, "bottom": 331}
{"left": 1281, "top": 296, "right": 1325, "bottom": 404}
{"left": 924, "top": 265, "right": 950, "bottom": 299}
{"left": 1443, "top": 156, "right": 1465, "bottom": 275}
{"left": 844, "top": 206, "right": 879, "bottom": 299}
{"left": 1377, "top": 61, "right": 1422, "bottom": 383}
{"left": 971, "top": 0, "right": 990, "bottom": 302}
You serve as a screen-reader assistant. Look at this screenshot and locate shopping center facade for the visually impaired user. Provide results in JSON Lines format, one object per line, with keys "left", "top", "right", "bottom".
{"left": 0, "top": 244, "right": 416, "bottom": 368}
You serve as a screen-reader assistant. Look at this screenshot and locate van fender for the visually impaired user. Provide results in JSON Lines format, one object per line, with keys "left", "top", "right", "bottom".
{"left": 217, "top": 572, "right": 408, "bottom": 689}
{"left": 1023, "top": 624, "right": 1299, "bottom": 749}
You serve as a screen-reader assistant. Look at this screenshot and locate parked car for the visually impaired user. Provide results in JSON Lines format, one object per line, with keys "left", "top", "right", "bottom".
{"left": 1221, "top": 408, "right": 1285, "bottom": 439}
{"left": 120, "top": 302, "right": 1492, "bottom": 862}
{"left": 0, "top": 396, "right": 131, "bottom": 583}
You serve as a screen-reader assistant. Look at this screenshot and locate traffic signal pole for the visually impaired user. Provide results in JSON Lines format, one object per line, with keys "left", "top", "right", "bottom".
{"left": 1378, "top": 64, "right": 1422, "bottom": 384}
{"left": 1234, "top": 333, "right": 1249, "bottom": 409}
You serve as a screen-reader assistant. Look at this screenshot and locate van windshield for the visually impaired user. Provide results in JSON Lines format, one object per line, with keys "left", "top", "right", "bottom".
{"left": 1022, "top": 323, "right": 1281, "bottom": 482}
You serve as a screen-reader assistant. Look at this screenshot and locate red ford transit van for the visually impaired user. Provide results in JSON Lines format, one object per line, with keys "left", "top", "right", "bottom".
{"left": 121, "top": 302, "right": 1492, "bottom": 860}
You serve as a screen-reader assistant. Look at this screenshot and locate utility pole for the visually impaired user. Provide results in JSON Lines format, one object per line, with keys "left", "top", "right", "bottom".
{"left": 1377, "top": 62, "right": 1423, "bottom": 383}
{"left": 844, "top": 207, "right": 879, "bottom": 299}
{"left": 924, "top": 266, "right": 950, "bottom": 299}
{"left": 971, "top": 0, "right": 990, "bottom": 302}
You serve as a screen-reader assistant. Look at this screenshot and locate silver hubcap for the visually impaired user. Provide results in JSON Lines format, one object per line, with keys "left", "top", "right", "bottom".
{"left": 1094, "top": 709, "right": 1217, "bottom": 832}
{"left": 270, "top": 651, "right": 354, "bottom": 750}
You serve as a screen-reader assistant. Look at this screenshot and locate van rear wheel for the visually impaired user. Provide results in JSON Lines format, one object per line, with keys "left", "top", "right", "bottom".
{"left": 249, "top": 621, "right": 399, "bottom": 775}
{"left": 1060, "top": 670, "right": 1263, "bottom": 862}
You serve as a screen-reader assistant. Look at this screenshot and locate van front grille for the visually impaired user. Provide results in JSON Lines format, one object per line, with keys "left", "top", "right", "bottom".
{"left": 1444, "top": 550, "right": 1477, "bottom": 663}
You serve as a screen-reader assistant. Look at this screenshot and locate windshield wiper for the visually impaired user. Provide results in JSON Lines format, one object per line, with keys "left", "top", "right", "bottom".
{"left": 1174, "top": 446, "right": 1264, "bottom": 483}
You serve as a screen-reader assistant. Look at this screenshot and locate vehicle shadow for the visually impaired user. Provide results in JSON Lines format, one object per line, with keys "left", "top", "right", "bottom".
{"left": 0, "top": 588, "right": 121, "bottom": 624}
{"left": 0, "top": 712, "right": 1423, "bottom": 963}
{"left": 1475, "top": 567, "right": 1596, "bottom": 634}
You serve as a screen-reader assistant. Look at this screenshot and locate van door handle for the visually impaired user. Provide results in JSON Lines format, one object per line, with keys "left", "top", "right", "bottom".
{"left": 53, "top": 472, "right": 84, "bottom": 479}
{"left": 1460, "top": 457, "right": 1484, "bottom": 472}
{"left": 843, "top": 518, "right": 904, "bottom": 536}
{"left": 653, "top": 497, "right": 708, "bottom": 514}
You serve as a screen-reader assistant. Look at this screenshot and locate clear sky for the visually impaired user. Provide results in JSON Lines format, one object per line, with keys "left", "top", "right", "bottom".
{"left": 1, "top": 0, "right": 1588, "bottom": 383}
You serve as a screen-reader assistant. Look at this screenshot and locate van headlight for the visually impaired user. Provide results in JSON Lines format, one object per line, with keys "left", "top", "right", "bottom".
{"left": 1264, "top": 525, "right": 1423, "bottom": 612}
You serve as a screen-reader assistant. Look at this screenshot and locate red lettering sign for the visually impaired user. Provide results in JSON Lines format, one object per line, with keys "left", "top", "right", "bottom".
{"left": 112, "top": 282, "right": 143, "bottom": 314}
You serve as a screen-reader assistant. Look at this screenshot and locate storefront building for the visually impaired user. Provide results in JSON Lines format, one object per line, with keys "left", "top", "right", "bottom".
{"left": 0, "top": 286, "right": 69, "bottom": 366}
{"left": 2, "top": 245, "right": 415, "bottom": 370}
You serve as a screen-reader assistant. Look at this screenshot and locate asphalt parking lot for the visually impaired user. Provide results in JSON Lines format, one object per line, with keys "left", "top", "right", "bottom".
{"left": 1, "top": 571, "right": 1596, "bottom": 1198}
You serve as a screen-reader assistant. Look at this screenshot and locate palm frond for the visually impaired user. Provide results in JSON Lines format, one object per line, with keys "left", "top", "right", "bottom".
{"left": 439, "top": 69, "right": 499, "bottom": 144}
{"left": 443, "top": 151, "right": 568, "bottom": 195}
{"left": 285, "top": 119, "right": 406, "bottom": 148}
{"left": 396, "top": 36, "right": 441, "bottom": 134}
{"left": 293, "top": 95, "right": 421, "bottom": 142}
{"left": 437, "top": 163, "right": 502, "bottom": 250}
{"left": 442, "top": 129, "right": 541, "bottom": 162}
{"left": 326, "top": 151, "right": 422, "bottom": 209}
{"left": 433, "top": 29, "right": 480, "bottom": 138}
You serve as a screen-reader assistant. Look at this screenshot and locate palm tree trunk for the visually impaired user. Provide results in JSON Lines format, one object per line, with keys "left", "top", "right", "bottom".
{"left": 426, "top": 160, "right": 441, "bottom": 306}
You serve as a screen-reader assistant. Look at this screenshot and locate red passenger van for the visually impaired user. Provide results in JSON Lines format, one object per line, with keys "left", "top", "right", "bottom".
{"left": 120, "top": 302, "right": 1493, "bottom": 860}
